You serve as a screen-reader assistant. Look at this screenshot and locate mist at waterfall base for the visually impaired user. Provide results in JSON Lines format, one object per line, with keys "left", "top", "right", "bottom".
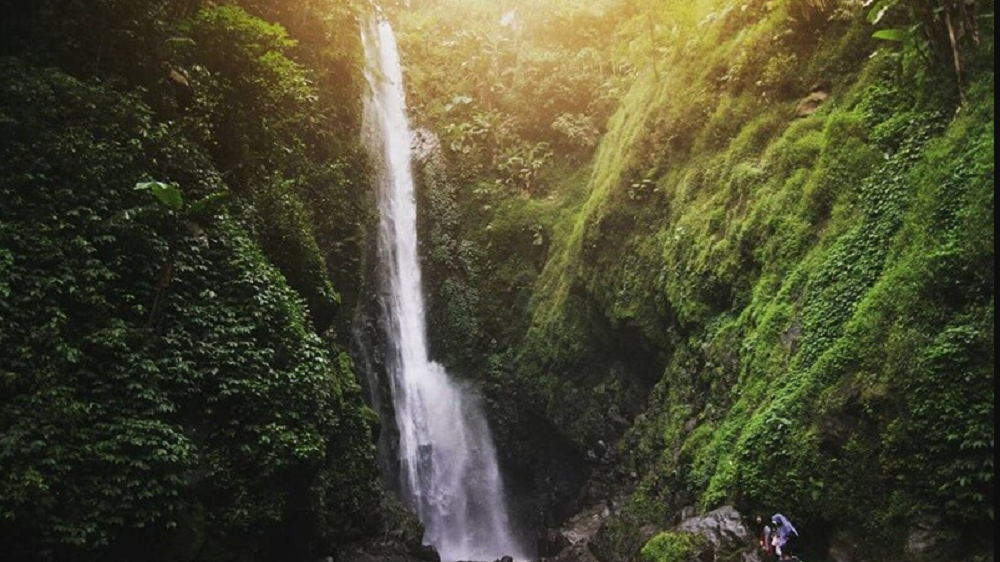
{"left": 361, "top": 19, "right": 533, "bottom": 562}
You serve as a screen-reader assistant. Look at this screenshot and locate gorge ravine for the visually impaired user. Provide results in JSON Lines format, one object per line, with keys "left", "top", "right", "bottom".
{"left": 360, "top": 17, "right": 532, "bottom": 562}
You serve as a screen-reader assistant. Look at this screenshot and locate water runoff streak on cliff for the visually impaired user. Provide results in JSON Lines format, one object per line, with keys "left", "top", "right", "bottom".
{"left": 361, "top": 17, "right": 530, "bottom": 562}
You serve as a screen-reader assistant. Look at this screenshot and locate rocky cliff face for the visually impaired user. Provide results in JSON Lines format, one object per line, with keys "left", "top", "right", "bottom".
{"left": 406, "top": 1, "right": 994, "bottom": 561}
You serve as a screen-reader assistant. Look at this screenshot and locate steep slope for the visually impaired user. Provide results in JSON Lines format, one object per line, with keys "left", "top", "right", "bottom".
{"left": 401, "top": 1, "right": 994, "bottom": 560}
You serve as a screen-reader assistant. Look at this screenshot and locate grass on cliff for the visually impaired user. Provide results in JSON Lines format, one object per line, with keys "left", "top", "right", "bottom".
{"left": 508, "top": 0, "right": 992, "bottom": 560}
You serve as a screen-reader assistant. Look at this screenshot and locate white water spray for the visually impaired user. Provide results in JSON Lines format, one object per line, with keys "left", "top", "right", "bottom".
{"left": 361, "top": 18, "right": 530, "bottom": 562}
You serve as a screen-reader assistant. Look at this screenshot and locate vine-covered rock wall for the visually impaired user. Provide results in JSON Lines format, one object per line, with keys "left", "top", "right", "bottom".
{"left": 402, "top": 1, "right": 994, "bottom": 560}
{"left": 0, "top": 2, "right": 421, "bottom": 561}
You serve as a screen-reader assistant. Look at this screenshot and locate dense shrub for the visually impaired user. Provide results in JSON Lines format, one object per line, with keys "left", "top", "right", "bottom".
{"left": 0, "top": 59, "right": 377, "bottom": 560}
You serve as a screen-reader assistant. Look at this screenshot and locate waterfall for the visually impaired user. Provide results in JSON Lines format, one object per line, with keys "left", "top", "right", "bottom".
{"left": 361, "top": 18, "right": 530, "bottom": 562}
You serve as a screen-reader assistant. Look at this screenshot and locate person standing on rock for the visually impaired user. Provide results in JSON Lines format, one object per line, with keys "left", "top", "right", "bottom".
{"left": 755, "top": 515, "right": 776, "bottom": 559}
{"left": 770, "top": 513, "right": 798, "bottom": 559}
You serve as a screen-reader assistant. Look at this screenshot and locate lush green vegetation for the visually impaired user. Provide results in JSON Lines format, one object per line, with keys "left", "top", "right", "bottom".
{"left": 638, "top": 531, "right": 704, "bottom": 562}
{"left": 0, "top": 1, "right": 416, "bottom": 561}
{"left": 0, "top": 0, "right": 993, "bottom": 561}
{"left": 396, "top": 0, "right": 993, "bottom": 560}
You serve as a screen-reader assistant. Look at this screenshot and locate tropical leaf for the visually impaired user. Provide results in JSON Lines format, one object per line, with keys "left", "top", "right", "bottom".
{"left": 188, "top": 190, "right": 231, "bottom": 215}
{"left": 872, "top": 28, "right": 911, "bottom": 42}
{"left": 135, "top": 181, "right": 184, "bottom": 210}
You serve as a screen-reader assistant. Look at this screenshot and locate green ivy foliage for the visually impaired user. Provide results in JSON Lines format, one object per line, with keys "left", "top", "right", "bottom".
{"left": 173, "top": 4, "right": 373, "bottom": 332}
{"left": 177, "top": 5, "right": 315, "bottom": 182}
{"left": 0, "top": 31, "right": 380, "bottom": 562}
{"left": 394, "top": 0, "right": 623, "bottom": 187}
{"left": 401, "top": 0, "right": 993, "bottom": 559}
{"left": 577, "top": 3, "right": 989, "bottom": 559}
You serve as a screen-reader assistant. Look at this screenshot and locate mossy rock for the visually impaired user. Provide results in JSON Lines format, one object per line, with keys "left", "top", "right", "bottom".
{"left": 640, "top": 531, "right": 707, "bottom": 562}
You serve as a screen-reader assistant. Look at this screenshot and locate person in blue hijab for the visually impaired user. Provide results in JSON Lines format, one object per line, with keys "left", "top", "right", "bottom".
{"left": 770, "top": 513, "right": 799, "bottom": 559}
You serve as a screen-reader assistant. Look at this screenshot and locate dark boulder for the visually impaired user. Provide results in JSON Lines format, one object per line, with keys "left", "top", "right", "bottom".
{"left": 543, "top": 542, "right": 600, "bottom": 562}
{"left": 538, "top": 502, "right": 610, "bottom": 561}
{"left": 537, "top": 528, "right": 571, "bottom": 558}
{"left": 675, "top": 506, "right": 762, "bottom": 562}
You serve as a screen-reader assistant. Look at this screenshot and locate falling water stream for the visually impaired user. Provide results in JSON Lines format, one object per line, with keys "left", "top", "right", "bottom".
{"left": 361, "top": 17, "right": 530, "bottom": 562}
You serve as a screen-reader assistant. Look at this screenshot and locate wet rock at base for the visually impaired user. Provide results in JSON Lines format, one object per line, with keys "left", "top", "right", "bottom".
{"left": 538, "top": 502, "right": 609, "bottom": 561}
{"left": 543, "top": 541, "right": 601, "bottom": 562}
{"left": 542, "top": 503, "right": 764, "bottom": 562}
{"left": 674, "top": 505, "right": 762, "bottom": 562}
{"left": 676, "top": 505, "right": 752, "bottom": 552}
{"left": 537, "top": 528, "right": 571, "bottom": 558}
